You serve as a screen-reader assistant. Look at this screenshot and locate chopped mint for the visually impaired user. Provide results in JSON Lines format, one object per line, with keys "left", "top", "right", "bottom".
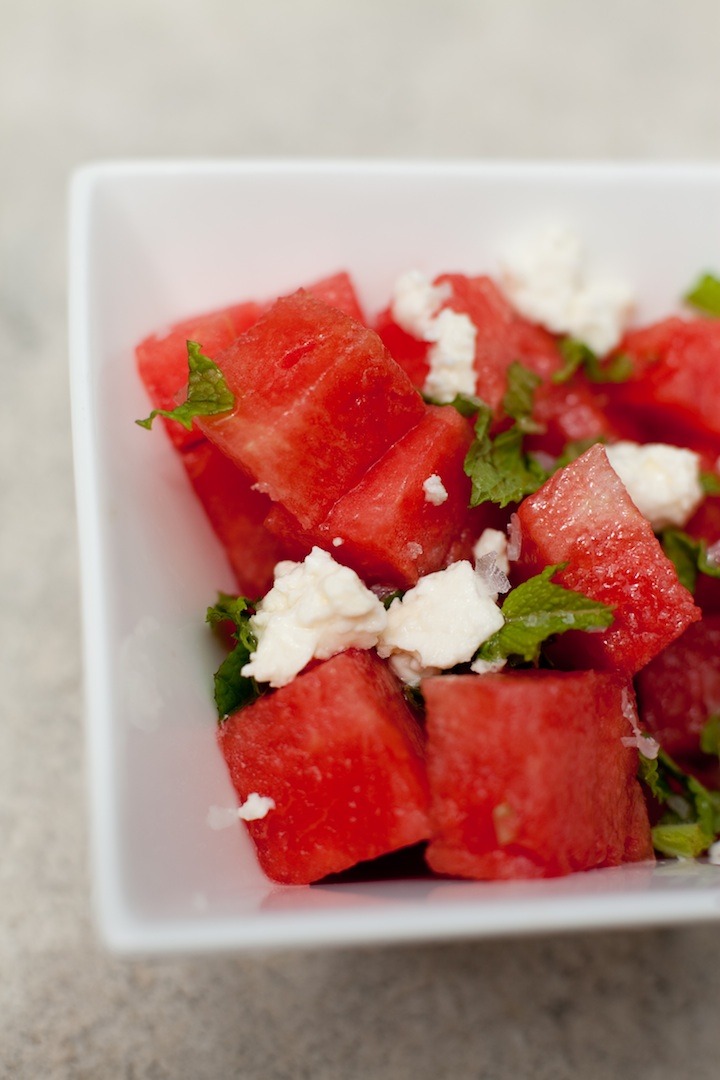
{"left": 475, "top": 563, "right": 614, "bottom": 665}
{"left": 464, "top": 408, "right": 549, "bottom": 508}
{"left": 639, "top": 750, "right": 720, "bottom": 859}
{"left": 206, "top": 593, "right": 264, "bottom": 720}
{"left": 700, "top": 714, "right": 720, "bottom": 759}
{"left": 660, "top": 528, "right": 720, "bottom": 594}
{"left": 552, "top": 337, "right": 634, "bottom": 385}
{"left": 700, "top": 470, "right": 720, "bottom": 496}
{"left": 684, "top": 273, "right": 720, "bottom": 317}
{"left": 423, "top": 391, "right": 484, "bottom": 417}
{"left": 136, "top": 340, "right": 235, "bottom": 431}
{"left": 502, "top": 361, "right": 544, "bottom": 433}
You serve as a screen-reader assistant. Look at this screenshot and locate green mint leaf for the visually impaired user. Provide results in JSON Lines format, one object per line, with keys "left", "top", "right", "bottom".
{"left": 136, "top": 340, "right": 235, "bottom": 431}
{"left": 476, "top": 563, "right": 614, "bottom": 665}
{"left": 660, "top": 528, "right": 701, "bottom": 593}
{"left": 464, "top": 406, "right": 549, "bottom": 509}
{"left": 651, "top": 823, "right": 712, "bottom": 859}
{"left": 700, "top": 714, "right": 720, "bottom": 759}
{"left": 684, "top": 273, "right": 720, "bottom": 317}
{"left": 660, "top": 528, "right": 720, "bottom": 594}
{"left": 552, "top": 338, "right": 633, "bottom": 385}
{"left": 206, "top": 592, "right": 263, "bottom": 719}
{"left": 502, "top": 361, "right": 544, "bottom": 433}
{"left": 381, "top": 590, "right": 404, "bottom": 610}
{"left": 638, "top": 749, "right": 720, "bottom": 858}
{"left": 700, "top": 470, "right": 720, "bottom": 496}
{"left": 423, "top": 391, "right": 484, "bottom": 417}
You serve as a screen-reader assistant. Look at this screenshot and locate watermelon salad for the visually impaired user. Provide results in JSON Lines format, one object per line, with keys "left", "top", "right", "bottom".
{"left": 135, "top": 227, "right": 720, "bottom": 886}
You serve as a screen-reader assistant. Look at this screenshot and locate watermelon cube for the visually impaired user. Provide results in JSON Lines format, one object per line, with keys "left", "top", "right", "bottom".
{"left": 218, "top": 649, "right": 431, "bottom": 884}
{"left": 136, "top": 300, "right": 262, "bottom": 450}
{"left": 635, "top": 616, "right": 720, "bottom": 759}
{"left": 265, "top": 404, "right": 476, "bottom": 588}
{"left": 606, "top": 317, "right": 720, "bottom": 447}
{"left": 199, "top": 292, "right": 425, "bottom": 528}
{"left": 514, "top": 443, "right": 700, "bottom": 674}
{"left": 423, "top": 670, "right": 654, "bottom": 880}
{"left": 181, "top": 440, "right": 290, "bottom": 598}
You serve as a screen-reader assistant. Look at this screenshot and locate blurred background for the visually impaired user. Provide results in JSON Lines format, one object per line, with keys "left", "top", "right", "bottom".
{"left": 2, "top": 1, "right": 720, "bottom": 1076}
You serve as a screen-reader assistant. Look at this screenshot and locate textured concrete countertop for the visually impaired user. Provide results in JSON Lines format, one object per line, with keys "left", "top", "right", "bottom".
{"left": 3, "top": 2, "right": 720, "bottom": 1076}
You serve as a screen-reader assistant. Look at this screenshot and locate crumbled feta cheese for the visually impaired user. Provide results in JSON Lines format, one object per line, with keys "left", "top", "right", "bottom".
{"left": 423, "top": 308, "right": 478, "bottom": 402}
{"left": 377, "top": 561, "right": 505, "bottom": 686}
{"left": 500, "top": 224, "right": 634, "bottom": 355}
{"left": 390, "top": 269, "right": 477, "bottom": 402}
{"left": 237, "top": 793, "right": 276, "bottom": 821}
{"left": 332, "top": 536, "right": 344, "bottom": 547}
{"left": 473, "top": 528, "right": 510, "bottom": 576}
{"left": 470, "top": 656, "right": 507, "bottom": 676}
{"left": 604, "top": 441, "right": 703, "bottom": 531}
{"left": 619, "top": 685, "right": 660, "bottom": 760}
{"left": 390, "top": 269, "right": 450, "bottom": 337}
{"left": 708, "top": 841, "right": 720, "bottom": 866}
{"left": 423, "top": 473, "right": 448, "bottom": 505}
{"left": 206, "top": 794, "right": 276, "bottom": 829}
{"left": 241, "top": 547, "right": 387, "bottom": 688}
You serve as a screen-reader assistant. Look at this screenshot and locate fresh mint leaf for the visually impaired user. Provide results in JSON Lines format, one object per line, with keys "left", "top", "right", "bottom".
{"left": 660, "top": 528, "right": 720, "bottom": 594}
{"left": 651, "top": 823, "right": 712, "bottom": 859}
{"left": 464, "top": 405, "right": 549, "bottom": 509}
{"left": 423, "top": 391, "right": 484, "bottom": 417}
{"left": 684, "top": 273, "right": 720, "bottom": 317}
{"left": 136, "top": 340, "right": 235, "bottom": 431}
{"left": 638, "top": 749, "right": 720, "bottom": 859}
{"left": 475, "top": 563, "right": 614, "bottom": 665}
{"left": 700, "top": 714, "right": 720, "bottom": 758}
{"left": 552, "top": 338, "right": 634, "bottom": 385}
{"left": 206, "top": 592, "right": 263, "bottom": 719}
{"left": 502, "top": 361, "right": 544, "bottom": 433}
{"left": 700, "top": 470, "right": 720, "bottom": 496}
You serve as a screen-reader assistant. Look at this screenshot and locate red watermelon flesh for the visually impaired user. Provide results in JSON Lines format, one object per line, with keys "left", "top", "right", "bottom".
{"left": 635, "top": 616, "right": 720, "bottom": 759}
{"left": 423, "top": 671, "right": 653, "bottom": 880}
{"left": 199, "top": 292, "right": 425, "bottom": 528}
{"left": 181, "top": 440, "right": 290, "bottom": 598}
{"left": 263, "top": 406, "right": 476, "bottom": 588}
{"left": 605, "top": 317, "right": 720, "bottom": 446}
{"left": 136, "top": 300, "right": 262, "bottom": 450}
{"left": 218, "top": 649, "right": 431, "bottom": 884}
{"left": 376, "top": 274, "right": 561, "bottom": 413}
{"left": 316, "top": 405, "right": 475, "bottom": 588}
{"left": 514, "top": 443, "right": 701, "bottom": 675}
{"left": 304, "top": 270, "right": 366, "bottom": 323}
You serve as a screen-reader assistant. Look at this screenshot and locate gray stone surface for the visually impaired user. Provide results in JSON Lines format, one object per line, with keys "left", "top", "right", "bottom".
{"left": 2, "top": 1, "right": 720, "bottom": 1076}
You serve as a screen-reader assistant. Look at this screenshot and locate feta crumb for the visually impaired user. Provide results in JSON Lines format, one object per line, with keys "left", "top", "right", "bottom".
{"left": 241, "top": 547, "right": 387, "bottom": 688}
{"left": 604, "top": 441, "right": 703, "bottom": 531}
{"left": 470, "top": 656, "right": 507, "bottom": 676}
{"left": 708, "top": 841, "right": 720, "bottom": 866}
{"left": 423, "top": 473, "right": 449, "bottom": 506}
{"left": 377, "top": 561, "right": 505, "bottom": 686}
{"left": 472, "top": 528, "right": 510, "bottom": 576}
{"left": 390, "top": 269, "right": 450, "bottom": 337}
{"left": 332, "top": 536, "right": 344, "bottom": 547}
{"left": 390, "top": 269, "right": 477, "bottom": 402}
{"left": 206, "top": 794, "right": 276, "bottom": 829}
{"left": 500, "top": 224, "right": 634, "bottom": 355}
{"left": 237, "top": 792, "right": 276, "bottom": 821}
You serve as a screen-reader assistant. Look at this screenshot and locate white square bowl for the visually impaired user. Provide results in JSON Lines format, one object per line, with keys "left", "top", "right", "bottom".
{"left": 69, "top": 160, "right": 720, "bottom": 953}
